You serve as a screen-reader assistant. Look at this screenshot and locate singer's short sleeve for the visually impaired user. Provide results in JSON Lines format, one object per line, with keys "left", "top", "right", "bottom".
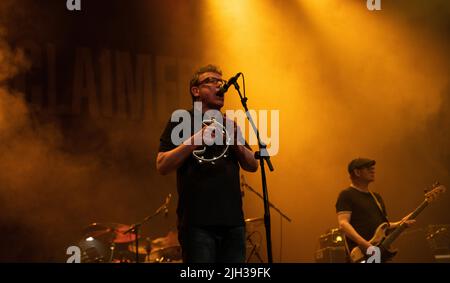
{"left": 159, "top": 118, "right": 178, "bottom": 152}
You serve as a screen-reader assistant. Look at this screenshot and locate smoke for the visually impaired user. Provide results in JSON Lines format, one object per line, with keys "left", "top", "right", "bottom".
{"left": 0, "top": 26, "right": 95, "bottom": 261}
{"left": 0, "top": 26, "right": 168, "bottom": 262}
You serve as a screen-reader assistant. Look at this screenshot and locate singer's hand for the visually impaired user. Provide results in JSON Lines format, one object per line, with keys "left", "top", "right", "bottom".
{"left": 223, "top": 115, "right": 245, "bottom": 146}
{"left": 223, "top": 115, "right": 258, "bottom": 172}
{"left": 204, "top": 124, "right": 222, "bottom": 146}
{"left": 190, "top": 124, "right": 217, "bottom": 146}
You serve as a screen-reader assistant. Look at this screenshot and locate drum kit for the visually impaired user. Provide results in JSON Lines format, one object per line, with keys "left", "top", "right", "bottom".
{"left": 78, "top": 218, "right": 264, "bottom": 263}
{"left": 78, "top": 222, "right": 182, "bottom": 263}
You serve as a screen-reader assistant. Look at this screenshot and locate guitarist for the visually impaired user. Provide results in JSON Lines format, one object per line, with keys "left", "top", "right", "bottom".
{"left": 335, "top": 158, "right": 415, "bottom": 261}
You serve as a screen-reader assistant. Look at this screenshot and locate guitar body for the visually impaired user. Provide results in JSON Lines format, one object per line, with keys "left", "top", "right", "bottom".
{"left": 350, "top": 222, "right": 397, "bottom": 263}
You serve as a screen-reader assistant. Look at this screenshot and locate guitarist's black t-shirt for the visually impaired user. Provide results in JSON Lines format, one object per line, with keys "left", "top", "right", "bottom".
{"left": 336, "top": 187, "right": 388, "bottom": 251}
{"left": 159, "top": 109, "right": 246, "bottom": 228}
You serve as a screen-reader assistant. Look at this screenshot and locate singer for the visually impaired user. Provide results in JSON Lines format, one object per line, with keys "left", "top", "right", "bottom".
{"left": 156, "top": 64, "right": 258, "bottom": 263}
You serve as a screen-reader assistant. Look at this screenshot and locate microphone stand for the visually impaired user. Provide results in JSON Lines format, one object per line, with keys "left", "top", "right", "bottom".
{"left": 232, "top": 79, "right": 275, "bottom": 263}
{"left": 123, "top": 200, "right": 169, "bottom": 263}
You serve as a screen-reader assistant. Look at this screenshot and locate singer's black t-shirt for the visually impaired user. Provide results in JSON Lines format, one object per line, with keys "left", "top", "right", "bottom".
{"left": 158, "top": 109, "right": 247, "bottom": 228}
{"left": 335, "top": 187, "right": 388, "bottom": 251}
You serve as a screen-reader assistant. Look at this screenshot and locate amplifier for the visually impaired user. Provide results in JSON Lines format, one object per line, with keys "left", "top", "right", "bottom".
{"left": 315, "top": 247, "right": 347, "bottom": 263}
{"left": 319, "top": 228, "right": 345, "bottom": 249}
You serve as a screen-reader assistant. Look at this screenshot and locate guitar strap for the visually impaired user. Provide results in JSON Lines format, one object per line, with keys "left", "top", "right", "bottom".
{"left": 368, "top": 190, "right": 389, "bottom": 223}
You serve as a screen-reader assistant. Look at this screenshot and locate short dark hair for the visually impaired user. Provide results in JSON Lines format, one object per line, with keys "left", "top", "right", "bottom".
{"left": 189, "top": 64, "right": 222, "bottom": 102}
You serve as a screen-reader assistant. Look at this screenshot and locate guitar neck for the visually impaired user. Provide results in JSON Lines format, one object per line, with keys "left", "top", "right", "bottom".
{"left": 382, "top": 200, "right": 428, "bottom": 247}
{"left": 409, "top": 200, "right": 429, "bottom": 220}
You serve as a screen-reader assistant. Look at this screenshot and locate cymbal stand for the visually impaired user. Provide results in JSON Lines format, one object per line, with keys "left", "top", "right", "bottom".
{"left": 246, "top": 231, "right": 264, "bottom": 263}
{"left": 123, "top": 197, "right": 170, "bottom": 263}
{"left": 108, "top": 242, "right": 116, "bottom": 262}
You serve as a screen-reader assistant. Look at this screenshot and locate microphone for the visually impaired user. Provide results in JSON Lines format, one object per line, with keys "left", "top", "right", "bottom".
{"left": 216, "top": 72, "right": 242, "bottom": 97}
{"left": 164, "top": 193, "right": 172, "bottom": 216}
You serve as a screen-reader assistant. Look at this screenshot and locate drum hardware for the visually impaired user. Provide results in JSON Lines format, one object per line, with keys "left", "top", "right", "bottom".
{"left": 245, "top": 217, "right": 265, "bottom": 263}
{"left": 123, "top": 193, "right": 172, "bottom": 263}
{"left": 148, "top": 245, "right": 182, "bottom": 263}
{"left": 245, "top": 217, "right": 264, "bottom": 224}
{"left": 108, "top": 242, "right": 115, "bottom": 263}
{"left": 245, "top": 230, "right": 264, "bottom": 263}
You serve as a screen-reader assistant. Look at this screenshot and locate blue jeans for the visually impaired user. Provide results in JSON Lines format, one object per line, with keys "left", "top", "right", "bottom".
{"left": 178, "top": 225, "right": 246, "bottom": 263}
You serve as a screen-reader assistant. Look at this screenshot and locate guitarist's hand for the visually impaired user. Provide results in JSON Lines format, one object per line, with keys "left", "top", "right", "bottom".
{"left": 400, "top": 214, "right": 416, "bottom": 227}
{"left": 402, "top": 219, "right": 416, "bottom": 227}
{"left": 358, "top": 240, "right": 373, "bottom": 254}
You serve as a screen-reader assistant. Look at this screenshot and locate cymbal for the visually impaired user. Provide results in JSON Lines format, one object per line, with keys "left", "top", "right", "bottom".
{"left": 245, "top": 217, "right": 264, "bottom": 223}
{"left": 83, "top": 222, "right": 110, "bottom": 233}
{"left": 113, "top": 223, "right": 139, "bottom": 243}
{"left": 151, "top": 231, "right": 179, "bottom": 248}
{"left": 83, "top": 222, "right": 138, "bottom": 243}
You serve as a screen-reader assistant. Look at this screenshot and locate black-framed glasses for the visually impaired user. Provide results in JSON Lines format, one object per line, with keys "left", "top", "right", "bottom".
{"left": 197, "top": 77, "right": 227, "bottom": 87}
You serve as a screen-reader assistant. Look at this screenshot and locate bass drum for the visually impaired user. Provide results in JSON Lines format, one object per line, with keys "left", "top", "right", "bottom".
{"left": 78, "top": 238, "right": 112, "bottom": 263}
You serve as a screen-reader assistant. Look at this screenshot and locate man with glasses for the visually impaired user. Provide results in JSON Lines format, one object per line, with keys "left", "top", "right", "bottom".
{"left": 335, "top": 158, "right": 415, "bottom": 262}
{"left": 156, "top": 64, "right": 258, "bottom": 263}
